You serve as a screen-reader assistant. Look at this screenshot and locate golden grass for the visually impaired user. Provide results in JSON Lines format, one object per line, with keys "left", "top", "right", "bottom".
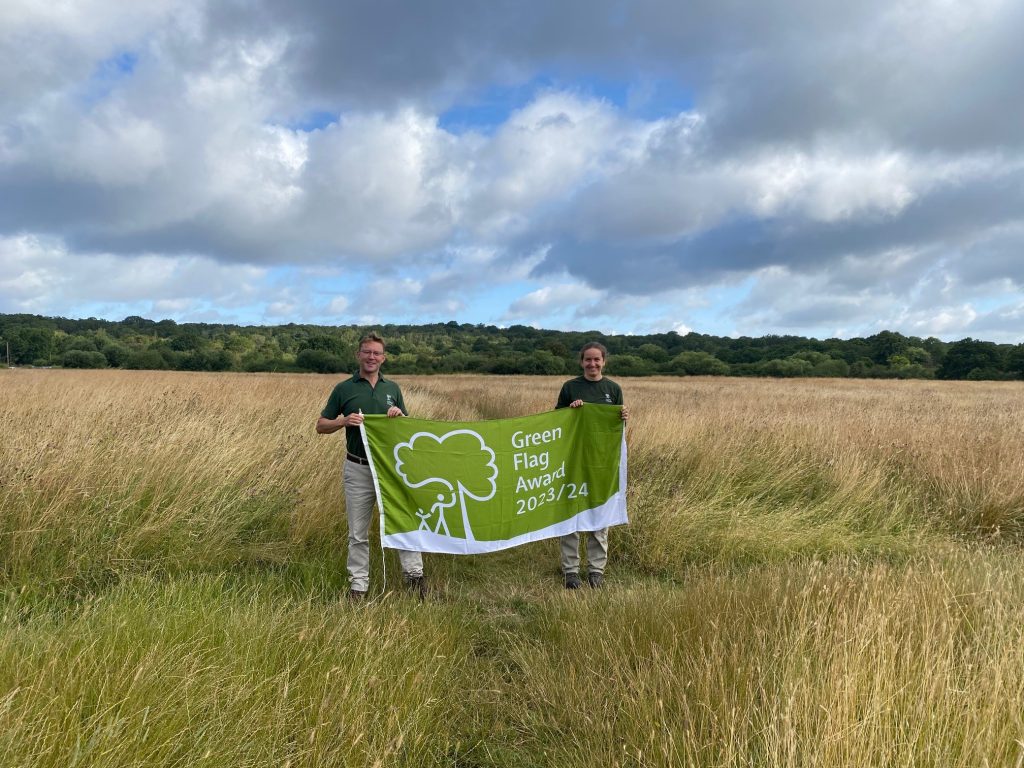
{"left": 1, "top": 369, "right": 1023, "bottom": 766}
{"left": 507, "top": 551, "right": 1024, "bottom": 767}
{"left": 2, "top": 369, "right": 1023, "bottom": 590}
{"left": 0, "top": 575, "right": 475, "bottom": 767}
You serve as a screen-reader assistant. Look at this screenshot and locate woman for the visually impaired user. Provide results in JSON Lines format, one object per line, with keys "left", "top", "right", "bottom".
{"left": 554, "top": 341, "right": 629, "bottom": 589}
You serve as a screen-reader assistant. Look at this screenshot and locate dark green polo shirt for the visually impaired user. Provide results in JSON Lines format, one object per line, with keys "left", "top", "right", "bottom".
{"left": 555, "top": 376, "right": 624, "bottom": 409}
{"left": 320, "top": 373, "right": 407, "bottom": 458}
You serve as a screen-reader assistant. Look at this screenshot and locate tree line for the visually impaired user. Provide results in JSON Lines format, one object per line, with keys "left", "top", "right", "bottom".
{"left": 1, "top": 313, "right": 1022, "bottom": 380}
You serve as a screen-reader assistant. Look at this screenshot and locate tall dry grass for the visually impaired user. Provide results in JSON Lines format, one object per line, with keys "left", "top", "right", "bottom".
{"left": 0, "top": 575, "right": 476, "bottom": 767}
{"left": 3, "top": 369, "right": 1023, "bottom": 586}
{"left": 1, "top": 370, "right": 339, "bottom": 589}
{"left": 616, "top": 376, "right": 1024, "bottom": 573}
{"left": 1, "top": 369, "right": 1023, "bottom": 767}
{"left": 504, "top": 550, "right": 1024, "bottom": 767}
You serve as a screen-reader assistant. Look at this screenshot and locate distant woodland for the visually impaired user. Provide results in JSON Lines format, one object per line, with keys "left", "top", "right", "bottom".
{"left": 2, "top": 313, "right": 1022, "bottom": 380}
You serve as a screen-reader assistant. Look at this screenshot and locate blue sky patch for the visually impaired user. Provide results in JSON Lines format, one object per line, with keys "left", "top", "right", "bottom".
{"left": 438, "top": 76, "right": 555, "bottom": 134}
{"left": 284, "top": 110, "right": 339, "bottom": 133}
{"left": 79, "top": 50, "right": 139, "bottom": 105}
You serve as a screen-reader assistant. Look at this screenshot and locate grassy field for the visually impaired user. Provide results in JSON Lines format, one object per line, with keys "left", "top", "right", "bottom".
{"left": 1, "top": 369, "right": 1022, "bottom": 767}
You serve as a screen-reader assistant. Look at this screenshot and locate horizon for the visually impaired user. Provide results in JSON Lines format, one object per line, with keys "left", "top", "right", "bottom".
{"left": 2, "top": 310, "right": 1010, "bottom": 348}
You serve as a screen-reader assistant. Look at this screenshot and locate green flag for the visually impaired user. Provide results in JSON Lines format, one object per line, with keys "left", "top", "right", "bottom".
{"left": 360, "top": 404, "right": 627, "bottom": 554}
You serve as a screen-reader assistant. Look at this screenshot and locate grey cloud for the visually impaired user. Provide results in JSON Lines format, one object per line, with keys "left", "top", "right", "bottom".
{"left": 724, "top": 249, "right": 1022, "bottom": 341}
{"left": 696, "top": 3, "right": 1024, "bottom": 155}
{"left": 734, "top": 280, "right": 884, "bottom": 332}
{"left": 965, "top": 303, "right": 1024, "bottom": 343}
{"left": 0, "top": 233, "right": 266, "bottom": 318}
{"left": 774, "top": 300, "right": 874, "bottom": 329}
{"left": 206, "top": 0, "right": 1024, "bottom": 157}
{"left": 951, "top": 225, "right": 1024, "bottom": 288}
{"left": 532, "top": 163, "right": 1024, "bottom": 295}
{"left": 233, "top": 0, "right": 655, "bottom": 111}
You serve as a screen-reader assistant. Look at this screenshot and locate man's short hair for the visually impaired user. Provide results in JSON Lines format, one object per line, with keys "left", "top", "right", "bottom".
{"left": 579, "top": 341, "right": 608, "bottom": 360}
{"left": 358, "top": 332, "right": 385, "bottom": 351}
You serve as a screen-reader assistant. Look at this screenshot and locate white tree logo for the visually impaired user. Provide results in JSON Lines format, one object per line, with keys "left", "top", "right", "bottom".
{"left": 393, "top": 430, "right": 498, "bottom": 542}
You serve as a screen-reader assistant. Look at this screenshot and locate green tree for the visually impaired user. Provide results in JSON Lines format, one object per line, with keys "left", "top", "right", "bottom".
{"left": 518, "top": 350, "right": 566, "bottom": 375}
{"left": 923, "top": 337, "right": 947, "bottom": 367}
{"left": 937, "top": 339, "right": 1003, "bottom": 379}
{"left": 903, "top": 346, "right": 931, "bottom": 365}
{"left": 9, "top": 326, "right": 55, "bottom": 364}
{"left": 101, "top": 342, "right": 130, "bottom": 367}
{"left": 543, "top": 340, "right": 569, "bottom": 358}
{"left": 300, "top": 334, "right": 348, "bottom": 356}
{"left": 125, "top": 349, "right": 169, "bottom": 370}
{"left": 866, "top": 331, "right": 908, "bottom": 364}
{"left": 810, "top": 357, "right": 850, "bottom": 377}
{"left": 62, "top": 350, "right": 108, "bottom": 368}
{"left": 758, "top": 357, "right": 813, "bottom": 377}
{"left": 1005, "top": 345, "right": 1024, "bottom": 379}
{"left": 608, "top": 355, "right": 652, "bottom": 376}
{"left": 636, "top": 343, "right": 669, "bottom": 364}
{"left": 58, "top": 334, "right": 99, "bottom": 354}
{"left": 893, "top": 364, "right": 934, "bottom": 380}
{"left": 669, "top": 351, "right": 729, "bottom": 376}
{"left": 169, "top": 333, "right": 204, "bottom": 352}
{"left": 888, "top": 354, "right": 911, "bottom": 368}
{"left": 296, "top": 349, "right": 346, "bottom": 373}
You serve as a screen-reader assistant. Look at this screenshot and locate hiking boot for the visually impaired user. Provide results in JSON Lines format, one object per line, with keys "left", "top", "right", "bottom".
{"left": 404, "top": 575, "right": 428, "bottom": 599}
{"left": 587, "top": 572, "right": 604, "bottom": 589}
{"left": 348, "top": 589, "right": 367, "bottom": 602}
{"left": 564, "top": 573, "right": 582, "bottom": 590}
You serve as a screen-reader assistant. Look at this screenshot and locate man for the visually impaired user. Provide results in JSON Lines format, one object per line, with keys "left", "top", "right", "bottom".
{"left": 316, "top": 333, "right": 425, "bottom": 599}
{"left": 555, "top": 341, "right": 629, "bottom": 589}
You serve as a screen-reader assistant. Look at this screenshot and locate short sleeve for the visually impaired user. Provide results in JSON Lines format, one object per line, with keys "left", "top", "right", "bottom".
{"left": 320, "top": 385, "right": 342, "bottom": 419}
{"left": 555, "top": 382, "right": 571, "bottom": 409}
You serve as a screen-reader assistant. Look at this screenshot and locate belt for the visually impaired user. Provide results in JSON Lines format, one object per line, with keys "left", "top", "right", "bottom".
{"left": 346, "top": 453, "right": 370, "bottom": 466}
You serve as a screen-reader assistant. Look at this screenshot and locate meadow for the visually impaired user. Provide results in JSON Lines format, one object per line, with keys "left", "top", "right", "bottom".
{"left": 1, "top": 369, "right": 1022, "bottom": 767}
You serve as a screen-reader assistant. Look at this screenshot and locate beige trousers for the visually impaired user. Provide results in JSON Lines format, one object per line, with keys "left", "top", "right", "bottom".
{"left": 560, "top": 528, "right": 609, "bottom": 576}
{"left": 343, "top": 460, "right": 423, "bottom": 592}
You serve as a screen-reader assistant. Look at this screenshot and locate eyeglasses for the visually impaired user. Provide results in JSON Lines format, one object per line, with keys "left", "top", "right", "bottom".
{"left": 359, "top": 349, "right": 385, "bottom": 357}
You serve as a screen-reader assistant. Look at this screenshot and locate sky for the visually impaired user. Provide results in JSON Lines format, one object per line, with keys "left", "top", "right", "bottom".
{"left": 2, "top": 0, "right": 1023, "bottom": 342}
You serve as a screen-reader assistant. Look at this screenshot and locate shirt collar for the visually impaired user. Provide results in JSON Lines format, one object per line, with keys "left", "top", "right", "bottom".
{"left": 351, "top": 371, "right": 388, "bottom": 384}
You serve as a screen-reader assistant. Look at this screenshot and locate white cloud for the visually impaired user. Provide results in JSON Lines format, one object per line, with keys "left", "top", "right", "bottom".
{"left": 326, "top": 296, "right": 350, "bottom": 314}
{"left": 265, "top": 301, "right": 298, "bottom": 318}
{"left": 57, "top": 105, "right": 167, "bottom": 187}
{"left": 903, "top": 305, "right": 980, "bottom": 337}
{"left": 0, "top": 0, "right": 189, "bottom": 112}
{"left": 743, "top": 150, "right": 918, "bottom": 222}
{"left": 297, "top": 109, "right": 464, "bottom": 258}
{"left": 462, "top": 93, "right": 647, "bottom": 237}
{"left": 506, "top": 284, "right": 591, "bottom": 316}
{"left": 0, "top": 234, "right": 266, "bottom": 315}
{"left": 153, "top": 298, "right": 197, "bottom": 315}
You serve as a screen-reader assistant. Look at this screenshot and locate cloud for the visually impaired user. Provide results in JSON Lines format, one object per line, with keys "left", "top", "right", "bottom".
{"left": 0, "top": 234, "right": 267, "bottom": 318}
{"left": 326, "top": 296, "right": 349, "bottom": 314}
{"left": 504, "top": 283, "right": 601, "bottom": 322}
